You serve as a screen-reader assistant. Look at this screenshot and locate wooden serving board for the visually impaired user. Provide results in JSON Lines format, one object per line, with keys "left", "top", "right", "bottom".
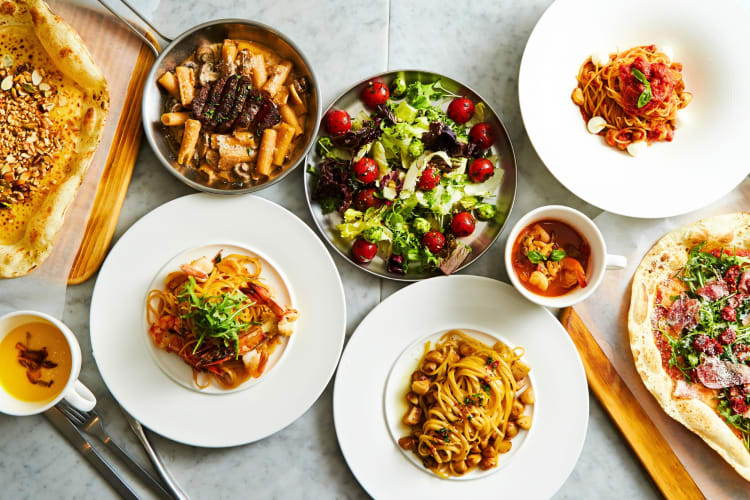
{"left": 67, "top": 43, "right": 154, "bottom": 284}
{"left": 32, "top": 0, "right": 157, "bottom": 285}
{"left": 559, "top": 307, "right": 704, "bottom": 500}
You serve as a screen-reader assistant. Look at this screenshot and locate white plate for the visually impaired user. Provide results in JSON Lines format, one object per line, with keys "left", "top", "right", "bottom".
{"left": 519, "top": 0, "right": 750, "bottom": 218}
{"left": 333, "top": 276, "right": 588, "bottom": 498}
{"left": 90, "top": 194, "right": 346, "bottom": 447}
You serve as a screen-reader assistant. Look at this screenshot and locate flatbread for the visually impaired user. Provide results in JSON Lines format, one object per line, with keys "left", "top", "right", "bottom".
{"left": 0, "top": 0, "right": 108, "bottom": 277}
{"left": 629, "top": 213, "right": 750, "bottom": 481}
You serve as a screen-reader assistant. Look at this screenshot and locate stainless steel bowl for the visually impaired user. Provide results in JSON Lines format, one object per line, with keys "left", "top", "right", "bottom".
{"left": 304, "top": 69, "right": 517, "bottom": 282}
{"left": 100, "top": 2, "right": 321, "bottom": 195}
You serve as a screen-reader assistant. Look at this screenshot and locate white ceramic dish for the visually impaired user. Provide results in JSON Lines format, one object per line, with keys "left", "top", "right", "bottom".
{"left": 143, "top": 242, "right": 295, "bottom": 395}
{"left": 505, "top": 205, "right": 626, "bottom": 308}
{"left": 383, "top": 328, "right": 534, "bottom": 482}
{"left": 90, "top": 194, "right": 346, "bottom": 447}
{"left": 519, "top": 0, "right": 750, "bottom": 218}
{"left": 333, "top": 276, "right": 588, "bottom": 498}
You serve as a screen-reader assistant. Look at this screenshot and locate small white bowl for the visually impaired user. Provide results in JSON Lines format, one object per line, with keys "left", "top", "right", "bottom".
{"left": 504, "top": 205, "right": 626, "bottom": 308}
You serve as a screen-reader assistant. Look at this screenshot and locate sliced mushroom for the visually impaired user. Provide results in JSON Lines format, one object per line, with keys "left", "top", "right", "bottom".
{"left": 196, "top": 44, "right": 217, "bottom": 63}
{"left": 233, "top": 162, "right": 251, "bottom": 182}
{"left": 292, "top": 76, "right": 309, "bottom": 95}
{"left": 204, "top": 149, "right": 219, "bottom": 169}
{"left": 198, "top": 63, "right": 219, "bottom": 87}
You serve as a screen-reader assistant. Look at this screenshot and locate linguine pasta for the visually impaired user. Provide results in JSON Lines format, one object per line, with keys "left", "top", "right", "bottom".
{"left": 398, "top": 330, "right": 534, "bottom": 477}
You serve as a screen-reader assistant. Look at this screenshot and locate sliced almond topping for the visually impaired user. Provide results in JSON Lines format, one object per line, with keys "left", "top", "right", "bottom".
{"left": 1, "top": 75, "right": 12, "bottom": 91}
{"left": 38, "top": 83, "right": 50, "bottom": 92}
{"left": 31, "top": 70, "right": 42, "bottom": 86}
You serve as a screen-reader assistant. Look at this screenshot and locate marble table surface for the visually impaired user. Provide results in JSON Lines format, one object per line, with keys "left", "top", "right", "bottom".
{"left": 0, "top": 0, "right": 663, "bottom": 498}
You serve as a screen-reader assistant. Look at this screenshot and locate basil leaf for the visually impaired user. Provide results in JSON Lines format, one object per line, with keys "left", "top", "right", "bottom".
{"left": 631, "top": 68, "right": 652, "bottom": 109}
{"left": 637, "top": 87, "right": 652, "bottom": 109}
{"left": 631, "top": 68, "right": 648, "bottom": 85}
{"left": 549, "top": 249, "right": 566, "bottom": 262}
{"left": 526, "top": 250, "right": 545, "bottom": 264}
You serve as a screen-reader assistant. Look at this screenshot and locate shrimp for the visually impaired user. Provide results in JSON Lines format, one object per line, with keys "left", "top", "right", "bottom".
{"left": 180, "top": 256, "right": 214, "bottom": 281}
{"left": 559, "top": 257, "right": 587, "bottom": 289}
{"left": 241, "top": 282, "right": 300, "bottom": 336}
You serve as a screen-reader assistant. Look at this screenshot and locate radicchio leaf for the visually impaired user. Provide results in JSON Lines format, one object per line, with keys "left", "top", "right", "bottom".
{"left": 311, "top": 158, "right": 354, "bottom": 214}
{"left": 422, "top": 121, "right": 479, "bottom": 158}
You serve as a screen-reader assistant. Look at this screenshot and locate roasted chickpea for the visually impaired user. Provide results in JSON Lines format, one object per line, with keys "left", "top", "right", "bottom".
{"left": 411, "top": 379, "right": 430, "bottom": 395}
{"left": 517, "top": 415, "right": 533, "bottom": 430}
{"left": 505, "top": 421, "right": 518, "bottom": 438}
{"left": 467, "top": 454, "right": 482, "bottom": 468}
{"left": 479, "top": 455, "right": 498, "bottom": 470}
{"left": 458, "top": 342, "right": 474, "bottom": 357}
{"left": 453, "top": 460, "right": 468, "bottom": 475}
{"left": 405, "top": 391, "right": 419, "bottom": 406}
{"left": 496, "top": 440, "right": 512, "bottom": 454}
{"left": 510, "top": 400, "right": 524, "bottom": 421}
{"left": 398, "top": 436, "right": 416, "bottom": 451}
{"left": 424, "top": 350, "right": 444, "bottom": 364}
{"left": 422, "top": 361, "right": 438, "bottom": 374}
{"left": 520, "top": 387, "right": 536, "bottom": 405}
{"left": 402, "top": 405, "right": 422, "bottom": 426}
{"left": 511, "top": 360, "right": 531, "bottom": 381}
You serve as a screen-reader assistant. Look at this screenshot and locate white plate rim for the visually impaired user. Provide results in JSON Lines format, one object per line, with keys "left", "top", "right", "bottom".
{"left": 333, "top": 275, "right": 589, "bottom": 498}
{"left": 90, "top": 193, "right": 346, "bottom": 447}
{"left": 518, "top": 0, "right": 750, "bottom": 218}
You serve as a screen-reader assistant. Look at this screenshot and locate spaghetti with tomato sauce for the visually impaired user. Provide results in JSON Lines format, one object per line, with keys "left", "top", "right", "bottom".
{"left": 571, "top": 45, "right": 692, "bottom": 154}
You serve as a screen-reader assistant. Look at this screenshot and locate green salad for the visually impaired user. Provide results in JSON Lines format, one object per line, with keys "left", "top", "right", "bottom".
{"left": 310, "top": 74, "right": 504, "bottom": 275}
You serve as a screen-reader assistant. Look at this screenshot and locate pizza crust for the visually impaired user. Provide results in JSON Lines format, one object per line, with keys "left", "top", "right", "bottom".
{"left": 629, "top": 212, "right": 750, "bottom": 481}
{"left": 0, "top": 0, "right": 108, "bottom": 277}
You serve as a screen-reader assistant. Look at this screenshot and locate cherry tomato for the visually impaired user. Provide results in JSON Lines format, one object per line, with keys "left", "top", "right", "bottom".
{"left": 469, "top": 123, "right": 493, "bottom": 150}
{"left": 416, "top": 166, "right": 441, "bottom": 191}
{"left": 352, "top": 238, "right": 377, "bottom": 264}
{"left": 352, "top": 157, "right": 378, "bottom": 184}
{"left": 451, "top": 212, "right": 476, "bottom": 237}
{"left": 422, "top": 231, "right": 446, "bottom": 254}
{"left": 324, "top": 109, "right": 351, "bottom": 136}
{"left": 354, "top": 188, "right": 382, "bottom": 211}
{"left": 468, "top": 158, "right": 494, "bottom": 183}
{"left": 362, "top": 81, "right": 390, "bottom": 108}
{"left": 447, "top": 97, "right": 475, "bottom": 124}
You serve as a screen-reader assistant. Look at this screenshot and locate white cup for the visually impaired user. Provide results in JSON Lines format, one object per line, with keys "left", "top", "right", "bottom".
{"left": 504, "top": 205, "right": 627, "bottom": 308}
{"left": 0, "top": 310, "right": 96, "bottom": 416}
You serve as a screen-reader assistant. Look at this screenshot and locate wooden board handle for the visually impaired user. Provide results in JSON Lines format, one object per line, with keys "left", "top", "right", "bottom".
{"left": 559, "top": 307, "right": 704, "bottom": 500}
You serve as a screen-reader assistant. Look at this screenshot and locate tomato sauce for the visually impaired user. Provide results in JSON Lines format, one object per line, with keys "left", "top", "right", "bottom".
{"left": 511, "top": 219, "right": 590, "bottom": 297}
{"left": 619, "top": 54, "right": 676, "bottom": 116}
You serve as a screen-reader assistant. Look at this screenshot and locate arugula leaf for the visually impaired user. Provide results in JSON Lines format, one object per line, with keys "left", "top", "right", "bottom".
{"left": 177, "top": 277, "right": 260, "bottom": 357}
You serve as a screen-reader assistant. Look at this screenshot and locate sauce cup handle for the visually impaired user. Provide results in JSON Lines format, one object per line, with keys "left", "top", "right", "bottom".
{"left": 63, "top": 380, "right": 97, "bottom": 412}
{"left": 605, "top": 254, "right": 627, "bottom": 270}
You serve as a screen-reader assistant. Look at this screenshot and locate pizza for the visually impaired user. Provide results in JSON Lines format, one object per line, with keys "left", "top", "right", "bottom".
{"left": 629, "top": 213, "right": 750, "bottom": 480}
{"left": 0, "top": 0, "right": 108, "bottom": 277}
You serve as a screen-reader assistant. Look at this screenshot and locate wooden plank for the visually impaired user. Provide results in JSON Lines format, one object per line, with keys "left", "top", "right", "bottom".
{"left": 559, "top": 307, "right": 704, "bottom": 500}
{"left": 68, "top": 44, "right": 155, "bottom": 284}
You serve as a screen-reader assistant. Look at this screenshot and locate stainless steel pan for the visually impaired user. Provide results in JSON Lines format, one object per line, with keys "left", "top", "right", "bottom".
{"left": 98, "top": 0, "right": 322, "bottom": 194}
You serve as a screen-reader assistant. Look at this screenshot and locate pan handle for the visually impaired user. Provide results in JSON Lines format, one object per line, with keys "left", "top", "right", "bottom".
{"left": 96, "top": 0, "right": 173, "bottom": 56}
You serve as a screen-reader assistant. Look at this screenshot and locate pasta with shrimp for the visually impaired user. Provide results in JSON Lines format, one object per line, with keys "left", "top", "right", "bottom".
{"left": 146, "top": 251, "right": 299, "bottom": 389}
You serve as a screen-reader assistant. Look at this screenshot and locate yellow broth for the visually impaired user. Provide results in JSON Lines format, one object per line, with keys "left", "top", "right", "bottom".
{"left": 0, "top": 322, "right": 72, "bottom": 403}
